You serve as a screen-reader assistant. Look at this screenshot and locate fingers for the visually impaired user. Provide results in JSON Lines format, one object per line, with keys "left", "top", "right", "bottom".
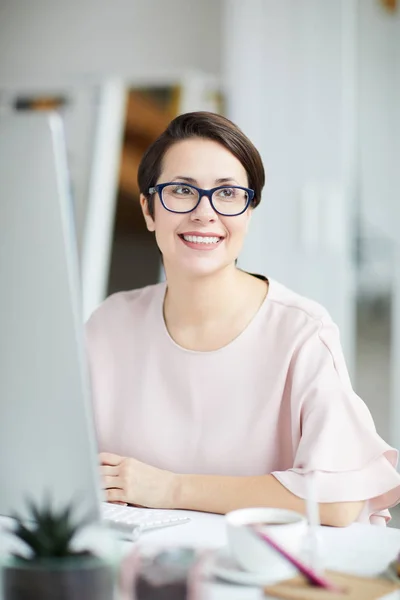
{"left": 103, "top": 475, "right": 124, "bottom": 490}
{"left": 100, "top": 465, "right": 119, "bottom": 477}
{"left": 106, "top": 488, "right": 127, "bottom": 503}
{"left": 100, "top": 452, "right": 122, "bottom": 466}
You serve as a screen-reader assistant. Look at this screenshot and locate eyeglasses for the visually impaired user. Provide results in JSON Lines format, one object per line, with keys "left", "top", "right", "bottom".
{"left": 148, "top": 182, "right": 255, "bottom": 217}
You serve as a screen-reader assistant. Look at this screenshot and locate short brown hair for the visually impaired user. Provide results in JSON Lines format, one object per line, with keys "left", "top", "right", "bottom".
{"left": 137, "top": 111, "right": 265, "bottom": 217}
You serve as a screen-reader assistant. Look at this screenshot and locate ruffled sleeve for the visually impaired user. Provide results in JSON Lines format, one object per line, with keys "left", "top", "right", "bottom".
{"left": 271, "top": 317, "right": 400, "bottom": 525}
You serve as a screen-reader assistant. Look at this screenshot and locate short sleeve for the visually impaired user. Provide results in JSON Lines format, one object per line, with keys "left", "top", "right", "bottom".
{"left": 271, "top": 318, "right": 400, "bottom": 525}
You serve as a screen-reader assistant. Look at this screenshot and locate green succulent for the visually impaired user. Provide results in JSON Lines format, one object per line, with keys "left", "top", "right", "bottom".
{"left": 10, "top": 498, "right": 92, "bottom": 562}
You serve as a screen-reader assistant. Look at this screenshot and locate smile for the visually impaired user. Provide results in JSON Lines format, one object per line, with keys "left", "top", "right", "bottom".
{"left": 183, "top": 235, "right": 222, "bottom": 244}
{"left": 178, "top": 234, "right": 224, "bottom": 249}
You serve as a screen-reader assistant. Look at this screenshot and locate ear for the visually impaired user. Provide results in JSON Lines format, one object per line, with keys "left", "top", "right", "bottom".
{"left": 140, "top": 194, "right": 155, "bottom": 232}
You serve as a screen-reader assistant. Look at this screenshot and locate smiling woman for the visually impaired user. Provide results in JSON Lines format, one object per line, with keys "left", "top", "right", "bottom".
{"left": 86, "top": 111, "right": 400, "bottom": 527}
{"left": 136, "top": 113, "right": 262, "bottom": 280}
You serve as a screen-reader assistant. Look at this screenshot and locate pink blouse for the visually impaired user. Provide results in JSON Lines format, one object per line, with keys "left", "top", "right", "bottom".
{"left": 86, "top": 278, "right": 400, "bottom": 525}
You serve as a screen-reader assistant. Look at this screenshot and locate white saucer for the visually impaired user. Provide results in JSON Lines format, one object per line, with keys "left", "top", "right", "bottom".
{"left": 208, "top": 547, "right": 294, "bottom": 587}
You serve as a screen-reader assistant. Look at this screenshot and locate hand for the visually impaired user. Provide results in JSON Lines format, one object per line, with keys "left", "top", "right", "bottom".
{"left": 99, "top": 452, "right": 177, "bottom": 509}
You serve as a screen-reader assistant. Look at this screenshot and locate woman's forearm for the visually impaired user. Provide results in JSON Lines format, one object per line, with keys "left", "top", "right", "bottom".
{"left": 171, "top": 472, "right": 364, "bottom": 527}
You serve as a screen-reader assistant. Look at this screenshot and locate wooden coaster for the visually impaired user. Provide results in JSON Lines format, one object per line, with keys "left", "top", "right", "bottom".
{"left": 264, "top": 570, "right": 400, "bottom": 599}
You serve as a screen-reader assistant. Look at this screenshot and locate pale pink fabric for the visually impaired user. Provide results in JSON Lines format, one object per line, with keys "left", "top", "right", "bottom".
{"left": 86, "top": 279, "right": 400, "bottom": 524}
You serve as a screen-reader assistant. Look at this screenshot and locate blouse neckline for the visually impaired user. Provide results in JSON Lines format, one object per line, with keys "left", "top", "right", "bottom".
{"left": 157, "top": 275, "right": 272, "bottom": 355}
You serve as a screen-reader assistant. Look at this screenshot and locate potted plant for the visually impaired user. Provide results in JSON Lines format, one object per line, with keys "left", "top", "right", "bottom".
{"left": 2, "top": 498, "right": 114, "bottom": 600}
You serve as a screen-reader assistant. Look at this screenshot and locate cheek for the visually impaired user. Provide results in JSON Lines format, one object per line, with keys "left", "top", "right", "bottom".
{"left": 153, "top": 206, "right": 182, "bottom": 239}
{"left": 153, "top": 203, "right": 171, "bottom": 230}
{"left": 223, "top": 214, "right": 251, "bottom": 238}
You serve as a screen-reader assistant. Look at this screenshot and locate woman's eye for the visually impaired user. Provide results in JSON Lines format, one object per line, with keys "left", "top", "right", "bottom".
{"left": 218, "top": 188, "right": 235, "bottom": 199}
{"left": 173, "top": 186, "right": 193, "bottom": 195}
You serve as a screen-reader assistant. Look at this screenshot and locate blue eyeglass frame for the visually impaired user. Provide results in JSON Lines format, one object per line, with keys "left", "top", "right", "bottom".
{"left": 148, "top": 182, "right": 255, "bottom": 216}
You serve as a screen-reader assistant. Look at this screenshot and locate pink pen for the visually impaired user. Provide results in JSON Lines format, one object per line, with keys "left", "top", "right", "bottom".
{"left": 250, "top": 525, "right": 343, "bottom": 593}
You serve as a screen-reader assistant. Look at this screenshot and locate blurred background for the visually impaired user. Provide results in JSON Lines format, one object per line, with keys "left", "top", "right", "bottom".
{"left": 0, "top": 0, "right": 399, "bottom": 473}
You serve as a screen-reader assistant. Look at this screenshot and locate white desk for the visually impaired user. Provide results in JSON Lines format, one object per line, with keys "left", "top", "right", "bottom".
{"left": 2, "top": 512, "right": 400, "bottom": 599}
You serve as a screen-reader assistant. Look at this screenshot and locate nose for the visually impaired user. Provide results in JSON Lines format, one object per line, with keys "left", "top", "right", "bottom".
{"left": 190, "top": 194, "right": 217, "bottom": 222}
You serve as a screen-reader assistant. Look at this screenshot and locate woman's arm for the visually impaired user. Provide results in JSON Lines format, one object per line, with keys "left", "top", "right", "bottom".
{"left": 172, "top": 472, "right": 364, "bottom": 527}
{"left": 101, "top": 453, "right": 364, "bottom": 527}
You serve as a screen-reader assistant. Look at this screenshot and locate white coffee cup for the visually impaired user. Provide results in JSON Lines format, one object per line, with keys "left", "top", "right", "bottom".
{"left": 226, "top": 507, "right": 307, "bottom": 580}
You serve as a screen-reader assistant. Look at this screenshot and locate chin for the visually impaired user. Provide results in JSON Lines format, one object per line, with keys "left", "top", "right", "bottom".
{"left": 178, "top": 257, "right": 234, "bottom": 278}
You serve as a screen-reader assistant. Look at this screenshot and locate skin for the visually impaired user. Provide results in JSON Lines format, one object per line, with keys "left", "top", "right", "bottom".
{"left": 100, "top": 138, "right": 364, "bottom": 527}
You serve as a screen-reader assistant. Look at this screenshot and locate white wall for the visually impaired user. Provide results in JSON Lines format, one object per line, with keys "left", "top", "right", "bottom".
{"left": 222, "top": 0, "right": 357, "bottom": 373}
{"left": 0, "top": 0, "right": 222, "bottom": 86}
{"left": 358, "top": 0, "right": 400, "bottom": 243}
{"left": 357, "top": 1, "right": 400, "bottom": 451}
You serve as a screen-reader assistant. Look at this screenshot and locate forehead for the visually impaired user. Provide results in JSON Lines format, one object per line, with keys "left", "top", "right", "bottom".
{"left": 159, "top": 138, "right": 248, "bottom": 183}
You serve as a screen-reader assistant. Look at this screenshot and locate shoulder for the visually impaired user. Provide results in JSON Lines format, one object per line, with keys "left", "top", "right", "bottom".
{"left": 267, "top": 278, "right": 333, "bottom": 331}
{"left": 266, "top": 278, "right": 351, "bottom": 378}
{"left": 86, "top": 282, "right": 165, "bottom": 335}
{"left": 265, "top": 278, "right": 343, "bottom": 355}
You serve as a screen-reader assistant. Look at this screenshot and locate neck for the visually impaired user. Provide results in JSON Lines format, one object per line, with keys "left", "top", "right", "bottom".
{"left": 163, "top": 264, "right": 246, "bottom": 326}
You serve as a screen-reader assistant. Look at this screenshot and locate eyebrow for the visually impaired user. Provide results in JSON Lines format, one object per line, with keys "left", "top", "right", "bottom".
{"left": 171, "top": 176, "right": 240, "bottom": 185}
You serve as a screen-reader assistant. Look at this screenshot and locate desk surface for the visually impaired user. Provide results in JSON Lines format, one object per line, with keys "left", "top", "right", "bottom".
{"left": 2, "top": 511, "right": 400, "bottom": 599}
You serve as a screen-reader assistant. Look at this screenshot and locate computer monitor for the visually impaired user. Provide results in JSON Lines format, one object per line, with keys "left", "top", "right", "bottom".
{"left": 0, "top": 112, "right": 103, "bottom": 522}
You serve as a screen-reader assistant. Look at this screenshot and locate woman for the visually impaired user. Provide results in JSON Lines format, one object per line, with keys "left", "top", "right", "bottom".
{"left": 86, "top": 111, "right": 400, "bottom": 526}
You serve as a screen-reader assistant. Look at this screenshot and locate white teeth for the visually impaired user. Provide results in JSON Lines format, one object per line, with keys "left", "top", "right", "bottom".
{"left": 183, "top": 235, "right": 221, "bottom": 244}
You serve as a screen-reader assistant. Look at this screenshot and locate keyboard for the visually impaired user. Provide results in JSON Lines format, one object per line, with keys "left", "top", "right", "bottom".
{"left": 101, "top": 502, "right": 191, "bottom": 540}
